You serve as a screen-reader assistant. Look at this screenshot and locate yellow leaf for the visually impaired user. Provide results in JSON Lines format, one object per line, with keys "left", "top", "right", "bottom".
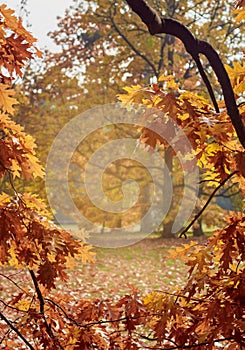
{"left": 0, "top": 192, "right": 11, "bottom": 205}
{"left": 0, "top": 5, "right": 17, "bottom": 31}
{"left": 225, "top": 61, "right": 245, "bottom": 94}
{"left": 158, "top": 75, "right": 179, "bottom": 90}
{"left": 0, "top": 84, "right": 18, "bottom": 114}
{"left": 47, "top": 252, "right": 56, "bottom": 263}
{"left": 22, "top": 193, "right": 50, "bottom": 216}
{"left": 205, "top": 143, "right": 223, "bottom": 156}
{"left": 0, "top": 4, "right": 42, "bottom": 57}
{"left": 166, "top": 79, "right": 178, "bottom": 90}
{"left": 177, "top": 113, "right": 189, "bottom": 121}
{"left": 23, "top": 134, "right": 38, "bottom": 151}
{"left": 233, "top": 7, "right": 245, "bottom": 22}
{"left": 118, "top": 84, "right": 154, "bottom": 107}
{"left": 122, "top": 84, "right": 143, "bottom": 93}
{"left": 15, "top": 300, "right": 31, "bottom": 312}
{"left": 8, "top": 243, "right": 23, "bottom": 268}
{"left": 158, "top": 74, "right": 175, "bottom": 82}
{"left": 168, "top": 241, "right": 198, "bottom": 259}
{"left": 65, "top": 254, "right": 78, "bottom": 270}
{"left": 143, "top": 291, "right": 165, "bottom": 310}
{"left": 196, "top": 143, "right": 223, "bottom": 168}
{"left": 68, "top": 326, "right": 80, "bottom": 345}
{"left": 77, "top": 244, "right": 95, "bottom": 265}
{"left": 10, "top": 159, "right": 21, "bottom": 178}
{"left": 234, "top": 79, "right": 245, "bottom": 94}
{"left": 23, "top": 154, "right": 45, "bottom": 179}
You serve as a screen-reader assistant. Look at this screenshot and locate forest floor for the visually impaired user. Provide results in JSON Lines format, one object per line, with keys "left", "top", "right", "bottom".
{"left": 65, "top": 235, "right": 208, "bottom": 300}
{"left": 0, "top": 236, "right": 208, "bottom": 302}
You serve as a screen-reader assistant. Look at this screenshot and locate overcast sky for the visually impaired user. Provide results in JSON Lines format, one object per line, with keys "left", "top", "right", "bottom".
{"left": 6, "top": 0, "right": 74, "bottom": 51}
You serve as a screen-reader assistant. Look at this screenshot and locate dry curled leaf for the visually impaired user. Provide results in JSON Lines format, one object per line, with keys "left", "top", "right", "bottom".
{"left": 235, "top": 151, "right": 245, "bottom": 177}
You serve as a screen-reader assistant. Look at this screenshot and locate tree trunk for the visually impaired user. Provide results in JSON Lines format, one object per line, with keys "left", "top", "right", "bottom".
{"left": 193, "top": 219, "right": 204, "bottom": 236}
{"left": 161, "top": 148, "right": 176, "bottom": 238}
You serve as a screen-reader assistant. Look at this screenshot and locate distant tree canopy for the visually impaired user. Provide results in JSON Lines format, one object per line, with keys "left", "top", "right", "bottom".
{"left": 47, "top": 0, "right": 243, "bottom": 95}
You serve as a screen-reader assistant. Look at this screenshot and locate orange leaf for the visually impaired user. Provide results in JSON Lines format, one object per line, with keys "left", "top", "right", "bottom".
{"left": 235, "top": 151, "right": 245, "bottom": 177}
{"left": 0, "top": 84, "right": 18, "bottom": 114}
{"left": 236, "top": 0, "right": 245, "bottom": 8}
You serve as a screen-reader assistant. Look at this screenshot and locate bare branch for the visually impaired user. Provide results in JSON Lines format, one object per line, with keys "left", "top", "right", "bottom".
{"left": 0, "top": 299, "right": 29, "bottom": 313}
{"left": 44, "top": 298, "right": 80, "bottom": 326}
{"left": 179, "top": 171, "right": 239, "bottom": 238}
{"left": 29, "top": 270, "right": 65, "bottom": 350}
{"left": 0, "top": 311, "right": 35, "bottom": 350}
{"left": 0, "top": 272, "right": 31, "bottom": 295}
{"left": 110, "top": 6, "right": 158, "bottom": 77}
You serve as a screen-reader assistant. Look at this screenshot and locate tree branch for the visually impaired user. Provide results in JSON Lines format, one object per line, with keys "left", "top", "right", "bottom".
{"left": 0, "top": 311, "right": 35, "bottom": 350}
{"left": 179, "top": 171, "right": 239, "bottom": 238}
{"left": 0, "top": 299, "right": 29, "bottom": 313}
{"left": 157, "top": 35, "right": 168, "bottom": 75}
{"left": 29, "top": 270, "right": 44, "bottom": 314}
{"left": 44, "top": 298, "right": 80, "bottom": 326}
{"left": 0, "top": 272, "right": 31, "bottom": 295}
{"left": 124, "top": 0, "right": 245, "bottom": 148}
{"left": 110, "top": 5, "right": 158, "bottom": 77}
{"left": 29, "top": 270, "right": 64, "bottom": 350}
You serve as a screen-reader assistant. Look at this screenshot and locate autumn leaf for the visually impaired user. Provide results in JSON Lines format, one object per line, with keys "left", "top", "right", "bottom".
{"left": 225, "top": 62, "right": 245, "bottom": 94}
{"left": 37, "top": 260, "right": 58, "bottom": 290}
{"left": 235, "top": 151, "right": 245, "bottom": 177}
{"left": 0, "top": 84, "right": 18, "bottom": 114}
{"left": 21, "top": 154, "right": 44, "bottom": 180}
{"left": 0, "top": 4, "right": 18, "bottom": 30}
{"left": 14, "top": 300, "right": 32, "bottom": 312}
{"left": 235, "top": 0, "right": 245, "bottom": 7}
{"left": 233, "top": 7, "right": 245, "bottom": 22}
{"left": 0, "top": 4, "right": 42, "bottom": 83}
{"left": 168, "top": 241, "right": 198, "bottom": 260}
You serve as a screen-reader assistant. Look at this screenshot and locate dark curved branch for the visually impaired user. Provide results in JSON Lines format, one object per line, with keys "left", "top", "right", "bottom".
{"left": 45, "top": 298, "right": 80, "bottom": 326}
{"left": 197, "top": 40, "right": 245, "bottom": 146}
{"left": 142, "top": 333, "right": 245, "bottom": 349}
{"left": 179, "top": 171, "right": 239, "bottom": 238}
{"left": 194, "top": 55, "right": 219, "bottom": 112}
{"left": 29, "top": 270, "right": 64, "bottom": 349}
{"left": 0, "top": 311, "right": 35, "bottom": 350}
{"left": 157, "top": 35, "right": 168, "bottom": 75}
{"left": 125, "top": 0, "right": 245, "bottom": 148}
{"left": 29, "top": 270, "right": 44, "bottom": 313}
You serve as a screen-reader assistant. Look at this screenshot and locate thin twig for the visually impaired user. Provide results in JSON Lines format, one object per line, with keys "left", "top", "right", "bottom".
{"left": 110, "top": 5, "right": 158, "bottom": 77}
{"left": 194, "top": 55, "right": 219, "bottom": 112}
{"left": 0, "top": 299, "right": 29, "bottom": 313}
{"left": 0, "top": 310, "right": 35, "bottom": 350}
{"left": 0, "top": 272, "right": 31, "bottom": 295}
{"left": 44, "top": 298, "right": 80, "bottom": 326}
{"left": 179, "top": 170, "right": 239, "bottom": 238}
{"left": 142, "top": 332, "right": 245, "bottom": 349}
{"left": 152, "top": 289, "right": 204, "bottom": 303}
